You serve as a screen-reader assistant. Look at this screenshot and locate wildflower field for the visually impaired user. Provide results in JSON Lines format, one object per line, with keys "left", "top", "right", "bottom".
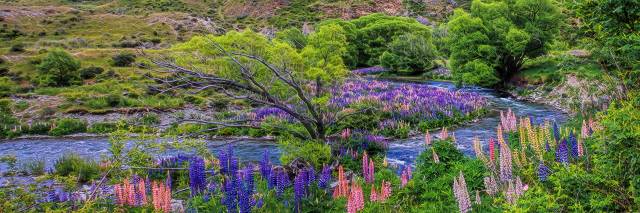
{"left": 1, "top": 0, "right": 638, "bottom": 212}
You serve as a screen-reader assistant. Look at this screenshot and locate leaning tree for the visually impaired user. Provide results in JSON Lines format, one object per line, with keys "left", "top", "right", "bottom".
{"left": 149, "top": 26, "right": 352, "bottom": 141}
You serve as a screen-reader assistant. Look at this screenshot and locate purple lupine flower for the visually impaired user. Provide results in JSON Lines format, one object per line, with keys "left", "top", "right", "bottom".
{"left": 568, "top": 131, "right": 579, "bottom": 158}
{"left": 218, "top": 145, "right": 238, "bottom": 177}
{"left": 545, "top": 139, "right": 550, "bottom": 151}
{"left": 306, "top": 167, "right": 316, "bottom": 187}
{"left": 538, "top": 162, "right": 552, "bottom": 181}
{"left": 553, "top": 122, "right": 560, "bottom": 142}
{"left": 238, "top": 178, "right": 253, "bottom": 213}
{"left": 189, "top": 156, "right": 206, "bottom": 196}
{"left": 555, "top": 139, "right": 569, "bottom": 165}
{"left": 352, "top": 66, "right": 387, "bottom": 75}
{"left": 256, "top": 198, "right": 264, "bottom": 208}
{"left": 317, "top": 165, "right": 331, "bottom": 189}
{"left": 276, "top": 169, "right": 289, "bottom": 197}
{"left": 132, "top": 175, "right": 144, "bottom": 206}
{"left": 223, "top": 178, "right": 238, "bottom": 212}
{"left": 260, "top": 149, "right": 271, "bottom": 180}
{"left": 268, "top": 167, "right": 277, "bottom": 189}
{"left": 294, "top": 172, "right": 306, "bottom": 213}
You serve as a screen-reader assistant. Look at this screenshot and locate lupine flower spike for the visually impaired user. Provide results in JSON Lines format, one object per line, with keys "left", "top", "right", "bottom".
{"left": 453, "top": 172, "right": 472, "bottom": 213}
{"left": 425, "top": 131, "right": 432, "bottom": 146}
{"left": 432, "top": 148, "right": 440, "bottom": 163}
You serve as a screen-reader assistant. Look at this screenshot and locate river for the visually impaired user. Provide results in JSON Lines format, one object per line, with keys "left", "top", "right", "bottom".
{"left": 0, "top": 81, "right": 567, "bottom": 173}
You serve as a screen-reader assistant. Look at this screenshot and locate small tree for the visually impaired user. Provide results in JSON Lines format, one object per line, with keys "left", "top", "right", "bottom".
{"left": 151, "top": 28, "right": 351, "bottom": 141}
{"left": 36, "top": 49, "right": 81, "bottom": 87}
{"left": 447, "top": 0, "right": 562, "bottom": 87}
{"left": 379, "top": 32, "right": 437, "bottom": 74}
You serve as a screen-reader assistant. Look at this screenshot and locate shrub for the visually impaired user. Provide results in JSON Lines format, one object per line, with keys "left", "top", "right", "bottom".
{"left": 20, "top": 158, "right": 45, "bottom": 176}
{"left": 53, "top": 153, "right": 99, "bottom": 183}
{"left": 88, "top": 122, "right": 118, "bottom": 134}
{"left": 36, "top": 49, "right": 81, "bottom": 87}
{"left": 0, "top": 77, "right": 17, "bottom": 97}
{"left": 9, "top": 43, "right": 25, "bottom": 52}
{"left": 49, "top": 118, "right": 87, "bottom": 136}
{"left": 111, "top": 53, "right": 136, "bottom": 67}
{"left": 379, "top": 33, "right": 437, "bottom": 74}
{"left": 279, "top": 138, "right": 331, "bottom": 169}
{"left": 79, "top": 66, "right": 104, "bottom": 79}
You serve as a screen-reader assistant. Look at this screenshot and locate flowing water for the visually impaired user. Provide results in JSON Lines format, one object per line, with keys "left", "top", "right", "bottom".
{"left": 0, "top": 81, "right": 567, "bottom": 173}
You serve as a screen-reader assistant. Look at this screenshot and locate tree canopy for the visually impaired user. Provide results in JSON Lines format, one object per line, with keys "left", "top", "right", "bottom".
{"left": 447, "top": 0, "right": 562, "bottom": 87}
{"left": 159, "top": 26, "right": 350, "bottom": 140}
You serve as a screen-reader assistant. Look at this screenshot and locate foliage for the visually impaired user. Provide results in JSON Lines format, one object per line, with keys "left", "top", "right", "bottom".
{"left": 169, "top": 28, "right": 348, "bottom": 140}
{"left": 49, "top": 118, "right": 87, "bottom": 136}
{"left": 379, "top": 32, "right": 437, "bottom": 75}
{"left": 20, "top": 158, "right": 46, "bottom": 176}
{"left": 54, "top": 153, "right": 100, "bottom": 183}
{"left": 111, "top": 53, "right": 137, "bottom": 67}
{"left": 573, "top": 0, "right": 640, "bottom": 89}
{"left": 279, "top": 138, "right": 331, "bottom": 169}
{"left": 0, "top": 77, "right": 18, "bottom": 97}
{"left": 36, "top": 49, "right": 82, "bottom": 87}
{"left": 275, "top": 27, "right": 308, "bottom": 49}
{"left": 318, "top": 13, "right": 436, "bottom": 73}
{"left": 79, "top": 66, "right": 104, "bottom": 79}
{"left": 447, "top": 0, "right": 562, "bottom": 87}
{"left": 392, "top": 139, "right": 496, "bottom": 212}
{"left": 0, "top": 99, "right": 18, "bottom": 139}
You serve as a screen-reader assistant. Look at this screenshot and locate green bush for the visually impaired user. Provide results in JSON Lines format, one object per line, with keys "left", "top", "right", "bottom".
{"left": 279, "top": 138, "right": 331, "bottom": 169}
{"left": 88, "top": 122, "right": 118, "bottom": 134}
{"left": 0, "top": 77, "right": 18, "bottom": 97}
{"left": 79, "top": 66, "right": 104, "bottom": 79}
{"left": 36, "top": 49, "right": 81, "bottom": 87}
{"left": 0, "top": 99, "right": 18, "bottom": 139}
{"left": 379, "top": 33, "right": 436, "bottom": 74}
{"left": 53, "top": 153, "right": 100, "bottom": 183}
{"left": 392, "top": 139, "right": 496, "bottom": 212}
{"left": 111, "top": 53, "right": 136, "bottom": 67}
{"left": 49, "top": 118, "right": 87, "bottom": 136}
{"left": 9, "top": 43, "right": 25, "bottom": 52}
{"left": 20, "top": 158, "right": 45, "bottom": 176}
{"left": 447, "top": 0, "right": 562, "bottom": 87}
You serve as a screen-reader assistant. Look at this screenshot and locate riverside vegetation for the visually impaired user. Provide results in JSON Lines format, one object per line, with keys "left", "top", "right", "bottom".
{"left": 0, "top": 0, "right": 638, "bottom": 212}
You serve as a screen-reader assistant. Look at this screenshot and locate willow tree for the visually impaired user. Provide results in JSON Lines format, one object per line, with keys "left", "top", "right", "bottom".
{"left": 447, "top": 0, "right": 562, "bottom": 87}
{"left": 151, "top": 25, "right": 350, "bottom": 140}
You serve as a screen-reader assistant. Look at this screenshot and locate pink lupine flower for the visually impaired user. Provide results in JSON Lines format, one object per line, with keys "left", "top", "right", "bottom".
{"left": 341, "top": 128, "right": 351, "bottom": 140}
{"left": 440, "top": 127, "right": 448, "bottom": 140}
{"left": 347, "top": 183, "right": 364, "bottom": 213}
{"left": 483, "top": 176, "right": 498, "bottom": 196}
{"left": 401, "top": 171, "right": 408, "bottom": 187}
{"left": 453, "top": 172, "right": 472, "bottom": 213}
{"left": 489, "top": 137, "right": 495, "bottom": 163}
{"left": 499, "top": 139, "right": 513, "bottom": 182}
{"left": 432, "top": 148, "right": 440, "bottom": 163}
{"left": 380, "top": 181, "right": 392, "bottom": 201}
{"left": 472, "top": 137, "right": 486, "bottom": 162}
{"left": 370, "top": 186, "right": 378, "bottom": 202}
{"left": 425, "top": 131, "right": 432, "bottom": 146}
{"left": 368, "top": 159, "right": 375, "bottom": 183}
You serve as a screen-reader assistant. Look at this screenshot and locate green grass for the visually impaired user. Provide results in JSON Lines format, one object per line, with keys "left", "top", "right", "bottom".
{"left": 519, "top": 51, "right": 603, "bottom": 85}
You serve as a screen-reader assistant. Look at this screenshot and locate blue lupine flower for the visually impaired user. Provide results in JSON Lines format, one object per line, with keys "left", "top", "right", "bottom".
{"left": 538, "top": 162, "right": 552, "bottom": 181}
{"left": 189, "top": 156, "right": 206, "bottom": 196}
{"left": 260, "top": 149, "right": 271, "bottom": 180}
{"left": 218, "top": 145, "right": 239, "bottom": 177}
{"left": 556, "top": 139, "right": 569, "bottom": 165}
{"left": 568, "top": 131, "right": 579, "bottom": 158}
{"left": 318, "top": 165, "right": 331, "bottom": 189}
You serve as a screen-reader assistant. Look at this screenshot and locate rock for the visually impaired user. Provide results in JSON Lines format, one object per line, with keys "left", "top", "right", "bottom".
{"left": 171, "top": 199, "right": 185, "bottom": 213}
{"left": 285, "top": 158, "right": 312, "bottom": 177}
{"left": 568, "top": 49, "right": 591, "bottom": 58}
